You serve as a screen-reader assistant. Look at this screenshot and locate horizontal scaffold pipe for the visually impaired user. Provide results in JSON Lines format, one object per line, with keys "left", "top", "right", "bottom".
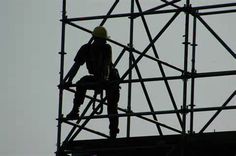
{"left": 121, "top": 75, "right": 183, "bottom": 83}
{"left": 199, "top": 9, "right": 236, "bottom": 16}
{"left": 62, "top": 3, "right": 236, "bottom": 22}
{"left": 193, "top": 70, "right": 236, "bottom": 78}
{"left": 63, "top": 105, "right": 236, "bottom": 121}
{"left": 64, "top": 8, "right": 179, "bottom": 22}
{"left": 121, "top": 70, "right": 236, "bottom": 84}
{"left": 194, "top": 2, "right": 236, "bottom": 11}
{"left": 64, "top": 70, "right": 236, "bottom": 87}
{"left": 63, "top": 113, "right": 182, "bottom": 134}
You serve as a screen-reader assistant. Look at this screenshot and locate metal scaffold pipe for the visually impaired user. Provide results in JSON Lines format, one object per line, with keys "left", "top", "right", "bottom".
{"left": 56, "top": 0, "right": 236, "bottom": 155}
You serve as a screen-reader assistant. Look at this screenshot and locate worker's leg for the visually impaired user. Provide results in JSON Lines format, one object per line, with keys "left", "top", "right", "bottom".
{"left": 106, "top": 85, "right": 120, "bottom": 138}
{"left": 66, "top": 76, "right": 95, "bottom": 119}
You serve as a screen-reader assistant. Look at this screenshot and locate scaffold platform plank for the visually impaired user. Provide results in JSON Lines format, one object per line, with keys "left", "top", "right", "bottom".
{"left": 63, "top": 131, "right": 236, "bottom": 156}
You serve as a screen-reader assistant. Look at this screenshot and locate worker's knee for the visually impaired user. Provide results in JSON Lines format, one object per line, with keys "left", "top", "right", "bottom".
{"left": 76, "top": 75, "right": 93, "bottom": 84}
{"left": 106, "top": 88, "right": 120, "bottom": 102}
{"left": 76, "top": 75, "right": 96, "bottom": 90}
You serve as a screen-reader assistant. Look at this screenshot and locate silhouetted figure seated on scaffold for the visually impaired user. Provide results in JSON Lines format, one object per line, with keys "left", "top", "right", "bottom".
{"left": 61, "top": 26, "right": 120, "bottom": 138}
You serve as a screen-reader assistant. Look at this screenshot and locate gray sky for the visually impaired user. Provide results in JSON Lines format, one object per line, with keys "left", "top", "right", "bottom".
{"left": 1, "top": 1, "right": 59, "bottom": 156}
{"left": 0, "top": 0, "right": 235, "bottom": 156}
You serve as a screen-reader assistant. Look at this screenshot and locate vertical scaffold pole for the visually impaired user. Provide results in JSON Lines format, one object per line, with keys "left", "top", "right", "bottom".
{"left": 181, "top": 1, "right": 190, "bottom": 156}
{"left": 127, "top": 0, "right": 135, "bottom": 138}
{"left": 182, "top": 0, "right": 190, "bottom": 135}
{"left": 56, "top": 0, "right": 66, "bottom": 155}
{"left": 190, "top": 11, "right": 197, "bottom": 134}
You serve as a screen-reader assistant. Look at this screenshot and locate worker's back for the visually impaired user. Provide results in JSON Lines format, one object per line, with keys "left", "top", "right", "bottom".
{"left": 86, "top": 42, "right": 112, "bottom": 80}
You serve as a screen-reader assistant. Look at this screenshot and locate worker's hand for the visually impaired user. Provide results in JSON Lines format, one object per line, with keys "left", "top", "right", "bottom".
{"left": 58, "top": 81, "right": 72, "bottom": 89}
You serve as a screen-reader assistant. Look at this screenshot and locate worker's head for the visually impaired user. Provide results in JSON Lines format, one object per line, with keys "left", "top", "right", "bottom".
{"left": 92, "top": 26, "right": 109, "bottom": 40}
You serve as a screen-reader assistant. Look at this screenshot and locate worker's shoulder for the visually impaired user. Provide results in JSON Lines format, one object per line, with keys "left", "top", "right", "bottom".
{"left": 81, "top": 43, "right": 91, "bottom": 49}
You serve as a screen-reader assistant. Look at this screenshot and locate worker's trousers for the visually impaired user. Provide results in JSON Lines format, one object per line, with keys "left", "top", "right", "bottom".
{"left": 74, "top": 75, "right": 120, "bottom": 135}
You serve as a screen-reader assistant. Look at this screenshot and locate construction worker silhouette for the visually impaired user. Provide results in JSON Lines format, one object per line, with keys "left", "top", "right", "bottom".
{"left": 63, "top": 26, "right": 120, "bottom": 138}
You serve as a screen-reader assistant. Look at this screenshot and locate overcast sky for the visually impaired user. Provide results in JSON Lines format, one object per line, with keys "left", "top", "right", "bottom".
{"left": 1, "top": 0, "right": 236, "bottom": 156}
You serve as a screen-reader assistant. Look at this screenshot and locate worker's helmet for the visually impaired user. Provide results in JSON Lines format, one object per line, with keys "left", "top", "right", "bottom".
{"left": 92, "top": 26, "right": 109, "bottom": 39}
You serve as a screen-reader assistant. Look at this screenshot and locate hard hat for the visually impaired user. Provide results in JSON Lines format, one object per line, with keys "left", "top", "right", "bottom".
{"left": 92, "top": 26, "right": 109, "bottom": 39}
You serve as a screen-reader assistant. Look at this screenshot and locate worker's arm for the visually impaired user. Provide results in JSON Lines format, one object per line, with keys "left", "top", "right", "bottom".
{"left": 58, "top": 62, "right": 80, "bottom": 89}
{"left": 61, "top": 44, "right": 88, "bottom": 87}
{"left": 63, "top": 62, "right": 80, "bottom": 83}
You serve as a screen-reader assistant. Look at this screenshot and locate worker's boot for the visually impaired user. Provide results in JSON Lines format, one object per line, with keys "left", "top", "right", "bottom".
{"left": 109, "top": 132, "right": 117, "bottom": 139}
{"left": 109, "top": 128, "right": 119, "bottom": 139}
{"left": 66, "top": 98, "right": 81, "bottom": 119}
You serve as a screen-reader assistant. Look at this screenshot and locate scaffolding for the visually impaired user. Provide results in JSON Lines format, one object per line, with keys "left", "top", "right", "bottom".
{"left": 56, "top": 0, "right": 236, "bottom": 155}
